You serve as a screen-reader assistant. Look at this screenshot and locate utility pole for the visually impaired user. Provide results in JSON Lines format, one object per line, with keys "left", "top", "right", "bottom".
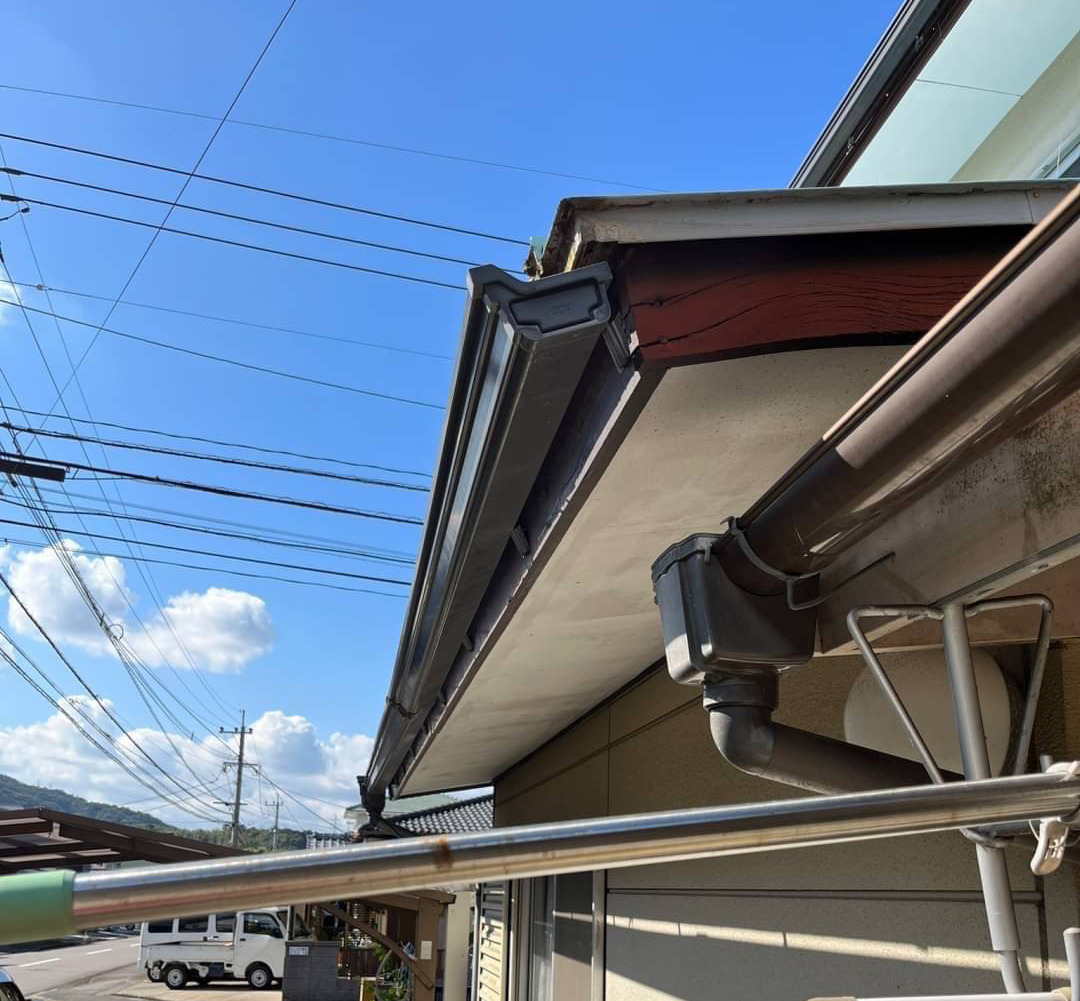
{"left": 271, "top": 797, "right": 282, "bottom": 852}
{"left": 218, "top": 710, "right": 254, "bottom": 849}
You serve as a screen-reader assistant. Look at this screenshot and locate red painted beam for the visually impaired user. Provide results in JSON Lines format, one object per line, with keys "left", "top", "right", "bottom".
{"left": 620, "top": 227, "right": 1026, "bottom": 367}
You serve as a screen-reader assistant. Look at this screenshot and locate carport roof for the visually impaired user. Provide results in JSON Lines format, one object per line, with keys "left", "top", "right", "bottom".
{"left": 0, "top": 808, "right": 243, "bottom": 872}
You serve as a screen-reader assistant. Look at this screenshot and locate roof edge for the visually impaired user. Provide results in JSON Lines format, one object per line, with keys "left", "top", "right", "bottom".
{"left": 534, "top": 180, "right": 1074, "bottom": 277}
{"left": 364, "top": 264, "right": 615, "bottom": 803}
{"left": 790, "top": 0, "right": 969, "bottom": 188}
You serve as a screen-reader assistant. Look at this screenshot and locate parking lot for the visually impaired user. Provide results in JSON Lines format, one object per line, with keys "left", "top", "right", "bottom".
{"left": 0, "top": 935, "right": 279, "bottom": 1001}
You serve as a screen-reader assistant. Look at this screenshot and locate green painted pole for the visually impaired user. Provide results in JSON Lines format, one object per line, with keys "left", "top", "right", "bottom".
{"left": 0, "top": 870, "right": 76, "bottom": 945}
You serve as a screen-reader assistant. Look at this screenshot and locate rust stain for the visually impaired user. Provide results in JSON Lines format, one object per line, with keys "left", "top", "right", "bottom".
{"left": 431, "top": 837, "right": 453, "bottom": 870}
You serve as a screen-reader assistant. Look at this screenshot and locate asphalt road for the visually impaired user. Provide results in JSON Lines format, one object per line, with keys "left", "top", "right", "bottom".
{"left": 0, "top": 934, "right": 140, "bottom": 997}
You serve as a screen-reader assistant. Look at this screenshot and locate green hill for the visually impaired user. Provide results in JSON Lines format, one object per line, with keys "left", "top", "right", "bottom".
{"left": 0, "top": 772, "right": 171, "bottom": 829}
{"left": 0, "top": 773, "right": 318, "bottom": 852}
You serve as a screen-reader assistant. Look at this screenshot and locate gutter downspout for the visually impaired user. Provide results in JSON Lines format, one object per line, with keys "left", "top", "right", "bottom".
{"left": 703, "top": 676, "right": 945, "bottom": 795}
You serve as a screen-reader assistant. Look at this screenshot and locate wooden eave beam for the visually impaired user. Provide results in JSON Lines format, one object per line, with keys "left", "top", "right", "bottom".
{"left": 617, "top": 226, "right": 1027, "bottom": 368}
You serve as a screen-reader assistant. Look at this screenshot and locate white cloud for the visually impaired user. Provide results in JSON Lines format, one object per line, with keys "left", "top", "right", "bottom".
{"left": 0, "top": 278, "right": 22, "bottom": 327}
{"left": 2, "top": 541, "right": 274, "bottom": 673}
{"left": 3, "top": 539, "right": 132, "bottom": 658}
{"left": 129, "top": 587, "right": 274, "bottom": 673}
{"left": 246, "top": 710, "right": 374, "bottom": 822}
{"left": 0, "top": 701, "right": 370, "bottom": 831}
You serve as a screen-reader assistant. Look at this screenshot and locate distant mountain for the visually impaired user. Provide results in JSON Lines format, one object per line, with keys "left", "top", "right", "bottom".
{"left": 0, "top": 772, "right": 170, "bottom": 829}
{"left": 0, "top": 772, "right": 325, "bottom": 852}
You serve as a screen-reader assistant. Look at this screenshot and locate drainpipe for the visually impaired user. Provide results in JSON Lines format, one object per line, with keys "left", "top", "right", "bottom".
{"left": 703, "top": 675, "right": 948, "bottom": 794}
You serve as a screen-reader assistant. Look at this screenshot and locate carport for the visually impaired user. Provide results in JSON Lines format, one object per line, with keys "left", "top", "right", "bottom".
{"left": 0, "top": 809, "right": 242, "bottom": 873}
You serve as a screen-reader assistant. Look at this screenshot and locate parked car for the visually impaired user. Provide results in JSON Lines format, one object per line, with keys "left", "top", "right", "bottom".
{"left": 0, "top": 968, "right": 26, "bottom": 1001}
{"left": 138, "top": 908, "right": 292, "bottom": 989}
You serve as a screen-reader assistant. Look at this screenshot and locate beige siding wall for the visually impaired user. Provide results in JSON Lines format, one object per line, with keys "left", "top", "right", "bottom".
{"left": 495, "top": 648, "right": 1080, "bottom": 1001}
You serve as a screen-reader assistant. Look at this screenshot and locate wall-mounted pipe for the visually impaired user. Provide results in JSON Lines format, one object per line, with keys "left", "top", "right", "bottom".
{"left": 707, "top": 707, "right": 945, "bottom": 794}
{"left": 702, "top": 676, "right": 951, "bottom": 794}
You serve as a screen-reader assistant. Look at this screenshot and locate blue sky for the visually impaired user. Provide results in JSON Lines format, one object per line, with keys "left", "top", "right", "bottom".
{"left": 0, "top": 0, "right": 898, "bottom": 829}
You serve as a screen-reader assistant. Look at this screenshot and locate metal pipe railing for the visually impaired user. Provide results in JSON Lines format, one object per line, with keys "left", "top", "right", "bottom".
{"left": 2, "top": 770, "right": 1078, "bottom": 945}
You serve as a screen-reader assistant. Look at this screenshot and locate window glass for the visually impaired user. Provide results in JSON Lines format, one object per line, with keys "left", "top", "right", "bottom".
{"left": 244, "top": 912, "right": 283, "bottom": 938}
{"left": 147, "top": 920, "right": 174, "bottom": 934}
{"left": 213, "top": 913, "right": 236, "bottom": 934}
{"left": 527, "top": 877, "right": 555, "bottom": 1001}
{"left": 0, "top": 984, "right": 23, "bottom": 1001}
{"left": 178, "top": 916, "right": 209, "bottom": 933}
{"left": 842, "top": 0, "right": 1080, "bottom": 185}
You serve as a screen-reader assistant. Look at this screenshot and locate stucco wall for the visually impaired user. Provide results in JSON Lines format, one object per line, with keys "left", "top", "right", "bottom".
{"left": 495, "top": 648, "right": 1080, "bottom": 1001}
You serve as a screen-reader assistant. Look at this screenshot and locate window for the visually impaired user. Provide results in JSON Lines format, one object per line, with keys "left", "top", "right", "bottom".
{"left": 511, "top": 873, "right": 598, "bottom": 1001}
{"left": 526, "top": 877, "right": 555, "bottom": 1001}
{"left": 842, "top": 0, "right": 1080, "bottom": 185}
{"left": 213, "top": 913, "right": 236, "bottom": 935}
{"left": 178, "top": 916, "right": 209, "bottom": 933}
{"left": 244, "top": 912, "right": 284, "bottom": 938}
{"left": 147, "top": 920, "right": 174, "bottom": 934}
{"left": 0, "top": 983, "right": 24, "bottom": 1001}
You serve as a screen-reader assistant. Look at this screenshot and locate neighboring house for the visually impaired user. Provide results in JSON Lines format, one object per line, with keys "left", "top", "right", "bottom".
{"left": 362, "top": 3, "right": 1080, "bottom": 1000}
{"left": 344, "top": 792, "right": 458, "bottom": 833}
{"left": 389, "top": 794, "right": 494, "bottom": 837}
{"left": 337, "top": 795, "right": 494, "bottom": 1001}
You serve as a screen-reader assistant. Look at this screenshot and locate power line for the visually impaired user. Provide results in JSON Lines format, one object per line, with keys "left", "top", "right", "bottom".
{"left": 0, "top": 239, "right": 240, "bottom": 737}
{"left": 2, "top": 422, "right": 431, "bottom": 492}
{"left": 0, "top": 457, "right": 237, "bottom": 786}
{"left": 0, "top": 298, "right": 445, "bottom": 410}
{"left": 0, "top": 494, "right": 415, "bottom": 567}
{"left": 1, "top": 36, "right": 300, "bottom": 732}
{"left": 0, "top": 167, "right": 242, "bottom": 726}
{"left": 2, "top": 196, "right": 468, "bottom": 291}
{"left": 0, "top": 568, "right": 230, "bottom": 821}
{"left": 6, "top": 405, "right": 433, "bottom": 478}
{"left": 6, "top": 277, "right": 455, "bottom": 361}
{"left": 0, "top": 638, "right": 227, "bottom": 825}
{"left": 0, "top": 534, "right": 408, "bottom": 597}
{"left": 0, "top": 83, "right": 661, "bottom": 192}
{"left": 35, "top": 485, "right": 416, "bottom": 560}
{"left": 0, "top": 450, "right": 424, "bottom": 522}
{"left": 0, "top": 515, "right": 412, "bottom": 584}
{"left": 2, "top": 166, "right": 495, "bottom": 269}
{"left": 30, "top": 0, "right": 299, "bottom": 438}
{"left": 0, "top": 132, "right": 530, "bottom": 245}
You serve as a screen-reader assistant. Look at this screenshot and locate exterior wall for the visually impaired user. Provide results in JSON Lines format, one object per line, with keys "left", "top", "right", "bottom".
{"left": 494, "top": 647, "right": 1080, "bottom": 1001}
{"left": 443, "top": 892, "right": 473, "bottom": 1001}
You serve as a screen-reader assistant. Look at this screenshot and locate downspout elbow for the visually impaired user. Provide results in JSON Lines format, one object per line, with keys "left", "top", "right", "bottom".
{"left": 708, "top": 705, "right": 776, "bottom": 779}
{"left": 705, "top": 681, "right": 947, "bottom": 794}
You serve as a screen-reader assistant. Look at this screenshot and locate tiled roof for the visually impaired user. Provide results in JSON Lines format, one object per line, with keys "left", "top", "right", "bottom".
{"left": 393, "top": 794, "right": 493, "bottom": 836}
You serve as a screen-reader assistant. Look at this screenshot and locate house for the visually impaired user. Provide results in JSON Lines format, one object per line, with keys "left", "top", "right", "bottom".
{"left": 363, "top": 3, "right": 1080, "bottom": 999}
{"left": 343, "top": 792, "right": 458, "bottom": 833}
{"left": 289, "top": 795, "right": 493, "bottom": 1001}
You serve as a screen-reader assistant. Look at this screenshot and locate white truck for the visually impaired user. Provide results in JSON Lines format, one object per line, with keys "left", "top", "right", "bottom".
{"left": 138, "top": 908, "right": 297, "bottom": 990}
